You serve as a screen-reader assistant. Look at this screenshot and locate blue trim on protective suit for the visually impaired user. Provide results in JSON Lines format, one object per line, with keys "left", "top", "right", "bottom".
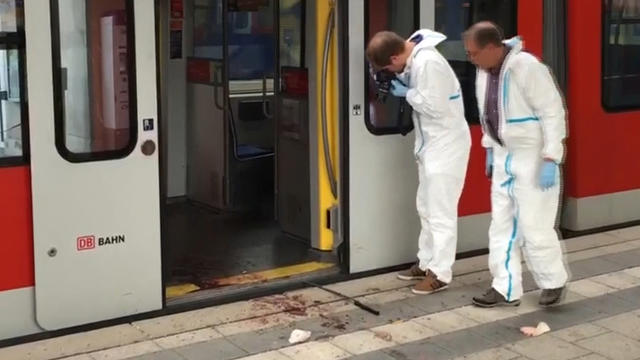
{"left": 507, "top": 116, "right": 539, "bottom": 123}
{"left": 449, "top": 93, "right": 461, "bottom": 100}
{"left": 500, "top": 153, "right": 518, "bottom": 301}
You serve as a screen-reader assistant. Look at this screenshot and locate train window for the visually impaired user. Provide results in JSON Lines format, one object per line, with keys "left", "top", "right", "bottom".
{"left": 279, "top": 0, "right": 305, "bottom": 68}
{"left": 435, "top": 0, "right": 517, "bottom": 124}
{"left": 0, "top": 1, "right": 27, "bottom": 165}
{"left": 51, "top": 0, "right": 137, "bottom": 162}
{"left": 365, "top": 0, "right": 418, "bottom": 135}
{"left": 602, "top": 0, "right": 640, "bottom": 111}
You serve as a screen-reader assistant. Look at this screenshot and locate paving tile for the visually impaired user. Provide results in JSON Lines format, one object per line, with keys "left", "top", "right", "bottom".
{"left": 413, "top": 310, "right": 480, "bottom": 334}
{"left": 59, "top": 355, "right": 95, "bottom": 360}
{"left": 601, "top": 249, "right": 640, "bottom": 268}
{"left": 0, "top": 325, "right": 149, "bottom": 360}
{"left": 403, "top": 285, "right": 479, "bottom": 314}
{"left": 623, "top": 266, "right": 640, "bottom": 278}
{"left": 326, "top": 272, "right": 409, "bottom": 298}
{"left": 564, "top": 290, "right": 588, "bottom": 304}
{"left": 564, "top": 232, "right": 622, "bottom": 252}
{"left": 595, "top": 313, "right": 640, "bottom": 340}
{"left": 521, "top": 272, "right": 539, "bottom": 293}
{"left": 471, "top": 321, "right": 526, "bottom": 346}
{"left": 284, "top": 287, "right": 342, "bottom": 305}
{"left": 173, "top": 338, "right": 247, "bottom": 360}
{"left": 235, "top": 350, "right": 292, "bottom": 360}
{"left": 357, "top": 287, "right": 415, "bottom": 305}
{"left": 607, "top": 226, "right": 640, "bottom": 241}
{"left": 569, "top": 279, "right": 617, "bottom": 298}
{"left": 132, "top": 307, "right": 229, "bottom": 338}
{"left": 569, "top": 257, "right": 626, "bottom": 280}
{"left": 576, "top": 332, "right": 640, "bottom": 360}
{"left": 370, "top": 320, "right": 438, "bottom": 344}
{"left": 508, "top": 291, "right": 543, "bottom": 316}
{"left": 433, "top": 329, "right": 499, "bottom": 357}
{"left": 247, "top": 295, "right": 309, "bottom": 315}
{"left": 312, "top": 299, "right": 359, "bottom": 315}
{"left": 294, "top": 307, "right": 384, "bottom": 339}
{"left": 610, "top": 285, "right": 640, "bottom": 306}
{"left": 455, "top": 271, "right": 492, "bottom": 287}
{"left": 452, "top": 254, "right": 490, "bottom": 275}
{"left": 450, "top": 346, "right": 521, "bottom": 360}
{"left": 215, "top": 312, "right": 302, "bottom": 337}
{"left": 226, "top": 324, "right": 294, "bottom": 354}
{"left": 278, "top": 341, "right": 351, "bottom": 360}
{"left": 566, "top": 247, "right": 614, "bottom": 264}
{"left": 551, "top": 323, "right": 609, "bottom": 342}
{"left": 572, "top": 354, "right": 610, "bottom": 360}
{"left": 507, "top": 334, "right": 590, "bottom": 360}
{"left": 384, "top": 340, "right": 454, "bottom": 360}
{"left": 590, "top": 271, "right": 640, "bottom": 290}
{"left": 504, "top": 300, "right": 607, "bottom": 331}
{"left": 154, "top": 327, "right": 222, "bottom": 349}
{"left": 347, "top": 351, "right": 397, "bottom": 360}
{"left": 126, "top": 350, "right": 185, "bottom": 360}
{"left": 330, "top": 330, "right": 395, "bottom": 354}
{"left": 583, "top": 293, "right": 639, "bottom": 316}
{"left": 601, "top": 239, "right": 640, "bottom": 253}
{"left": 453, "top": 305, "right": 517, "bottom": 324}
{"left": 375, "top": 299, "right": 432, "bottom": 323}
{"left": 90, "top": 341, "right": 163, "bottom": 360}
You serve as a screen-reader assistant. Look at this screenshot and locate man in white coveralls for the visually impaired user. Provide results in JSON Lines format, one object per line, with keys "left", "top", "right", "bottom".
{"left": 463, "top": 21, "right": 568, "bottom": 307}
{"left": 366, "top": 29, "right": 471, "bottom": 295}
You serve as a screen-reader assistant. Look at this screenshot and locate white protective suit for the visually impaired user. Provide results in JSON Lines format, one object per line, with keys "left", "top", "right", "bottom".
{"left": 476, "top": 37, "right": 568, "bottom": 301}
{"left": 397, "top": 30, "right": 471, "bottom": 284}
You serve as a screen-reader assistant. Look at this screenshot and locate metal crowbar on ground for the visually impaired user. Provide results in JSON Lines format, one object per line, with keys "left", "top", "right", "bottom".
{"left": 303, "top": 281, "right": 380, "bottom": 316}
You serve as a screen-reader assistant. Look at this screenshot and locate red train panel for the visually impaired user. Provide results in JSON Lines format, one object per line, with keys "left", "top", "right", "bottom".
{"left": 0, "top": 166, "right": 34, "bottom": 291}
{"left": 566, "top": 0, "right": 640, "bottom": 198}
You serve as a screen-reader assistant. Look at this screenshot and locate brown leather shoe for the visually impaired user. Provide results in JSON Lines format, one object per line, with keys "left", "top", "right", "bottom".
{"left": 411, "top": 270, "right": 448, "bottom": 295}
{"left": 397, "top": 263, "right": 426, "bottom": 280}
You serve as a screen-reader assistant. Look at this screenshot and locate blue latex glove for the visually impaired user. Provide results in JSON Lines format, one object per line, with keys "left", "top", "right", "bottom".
{"left": 539, "top": 160, "right": 558, "bottom": 190}
{"left": 485, "top": 148, "right": 493, "bottom": 179}
{"left": 390, "top": 79, "right": 409, "bottom": 97}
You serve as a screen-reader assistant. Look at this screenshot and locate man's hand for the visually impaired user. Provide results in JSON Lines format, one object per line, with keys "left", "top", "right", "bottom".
{"left": 539, "top": 160, "right": 558, "bottom": 190}
{"left": 390, "top": 80, "right": 409, "bottom": 97}
{"left": 485, "top": 148, "right": 493, "bottom": 179}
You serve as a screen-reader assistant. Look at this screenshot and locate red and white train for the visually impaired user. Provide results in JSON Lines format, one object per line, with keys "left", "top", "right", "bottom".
{"left": 1, "top": 0, "right": 638, "bottom": 345}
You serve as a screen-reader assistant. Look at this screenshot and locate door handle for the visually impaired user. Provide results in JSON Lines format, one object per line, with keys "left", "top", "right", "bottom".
{"left": 214, "top": 65, "right": 224, "bottom": 111}
{"left": 262, "top": 75, "right": 273, "bottom": 119}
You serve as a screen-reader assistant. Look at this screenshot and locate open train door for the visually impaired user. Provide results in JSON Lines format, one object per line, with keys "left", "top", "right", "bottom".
{"left": 25, "top": 0, "right": 162, "bottom": 329}
{"left": 345, "top": 0, "right": 433, "bottom": 273}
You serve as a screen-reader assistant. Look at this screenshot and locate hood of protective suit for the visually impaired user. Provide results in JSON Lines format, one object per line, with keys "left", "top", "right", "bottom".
{"left": 401, "top": 29, "right": 447, "bottom": 74}
{"left": 408, "top": 29, "right": 447, "bottom": 52}
{"left": 503, "top": 36, "right": 523, "bottom": 55}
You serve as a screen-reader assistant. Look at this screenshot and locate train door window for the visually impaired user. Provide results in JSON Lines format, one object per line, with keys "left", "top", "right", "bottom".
{"left": 279, "top": 0, "right": 304, "bottom": 68}
{"left": 50, "top": 0, "right": 137, "bottom": 162}
{"left": 435, "top": 0, "right": 517, "bottom": 124}
{"left": 365, "top": 0, "right": 418, "bottom": 135}
{"left": 602, "top": 0, "right": 640, "bottom": 111}
{"left": 0, "top": 1, "right": 26, "bottom": 164}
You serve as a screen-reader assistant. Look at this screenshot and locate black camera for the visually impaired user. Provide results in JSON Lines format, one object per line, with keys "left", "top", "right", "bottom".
{"left": 369, "top": 65, "right": 397, "bottom": 103}
{"left": 367, "top": 64, "right": 414, "bottom": 136}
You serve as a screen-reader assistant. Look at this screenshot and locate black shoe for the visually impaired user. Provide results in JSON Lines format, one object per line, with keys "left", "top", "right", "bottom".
{"left": 472, "top": 288, "right": 521, "bottom": 308}
{"left": 539, "top": 286, "right": 565, "bottom": 307}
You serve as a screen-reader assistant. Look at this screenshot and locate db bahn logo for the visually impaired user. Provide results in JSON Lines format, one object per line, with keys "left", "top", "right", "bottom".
{"left": 77, "top": 234, "right": 125, "bottom": 251}
{"left": 77, "top": 235, "right": 96, "bottom": 250}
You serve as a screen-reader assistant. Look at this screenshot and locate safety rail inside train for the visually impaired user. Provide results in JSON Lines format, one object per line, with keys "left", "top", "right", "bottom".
{"left": 1, "top": 0, "right": 639, "bottom": 344}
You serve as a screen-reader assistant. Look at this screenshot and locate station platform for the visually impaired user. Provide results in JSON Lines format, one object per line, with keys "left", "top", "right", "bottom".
{"left": 3, "top": 226, "right": 640, "bottom": 360}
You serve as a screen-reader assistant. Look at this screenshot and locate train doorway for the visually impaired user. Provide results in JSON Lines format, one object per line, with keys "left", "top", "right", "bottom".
{"left": 157, "top": 0, "right": 340, "bottom": 305}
